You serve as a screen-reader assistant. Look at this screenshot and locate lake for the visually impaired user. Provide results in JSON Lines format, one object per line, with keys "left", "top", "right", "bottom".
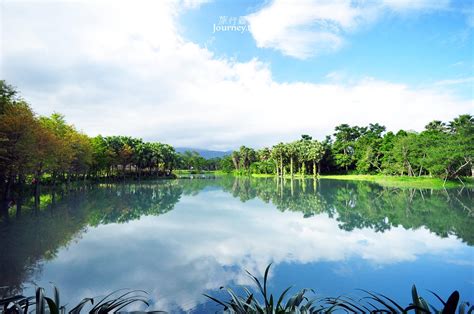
{"left": 0, "top": 176, "right": 473, "bottom": 312}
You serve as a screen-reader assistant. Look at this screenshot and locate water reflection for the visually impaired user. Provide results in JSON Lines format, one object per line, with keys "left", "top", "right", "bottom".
{"left": 0, "top": 177, "right": 472, "bottom": 312}
{"left": 223, "top": 177, "right": 473, "bottom": 244}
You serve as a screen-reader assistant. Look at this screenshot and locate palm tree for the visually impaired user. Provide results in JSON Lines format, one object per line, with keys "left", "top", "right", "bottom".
{"left": 425, "top": 120, "right": 447, "bottom": 133}
{"left": 307, "top": 140, "right": 324, "bottom": 177}
{"left": 296, "top": 137, "right": 311, "bottom": 176}
{"left": 271, "top": 143, "right": 286, "bottom": 177}
{"left": 448, "top": 114, "right": 473, "bottom": 134}
{"left": 231, "top": 151, "right": 240, "bottom": 171}
{"left": 286, "top": 142, "right": 299, "bottom": 177}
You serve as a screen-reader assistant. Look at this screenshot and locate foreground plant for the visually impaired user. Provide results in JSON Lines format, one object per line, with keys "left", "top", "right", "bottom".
{"left": 1, "top": 266, "right": 472, "bottom": 314}
{"left": 0, "top": 286, "right": 164, "bottom": 314}
{"left": 204, "top": 264, "right": 473, "bottom": 314}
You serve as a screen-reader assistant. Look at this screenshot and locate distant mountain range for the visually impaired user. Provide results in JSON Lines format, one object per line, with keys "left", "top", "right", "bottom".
{"left": 175, "top": 147, "right": 232, "bottom": 159}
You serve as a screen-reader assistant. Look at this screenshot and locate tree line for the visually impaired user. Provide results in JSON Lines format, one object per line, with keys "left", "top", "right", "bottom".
{"left": 1, "top": 79, "right": 473, "bottom": 201}
{"left": 220, "top": 117, "right": 473, "bottom": 182}
{"left": 0, "top": 81, "right": 184, "bottom": 201}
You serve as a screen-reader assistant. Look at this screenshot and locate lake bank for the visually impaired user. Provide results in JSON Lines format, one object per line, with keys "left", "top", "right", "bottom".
{"left": 211, "top": 171, "right": 474, "bottom": 189}
{"left": 319, "top": 174, "right": 474, "bottom": 189}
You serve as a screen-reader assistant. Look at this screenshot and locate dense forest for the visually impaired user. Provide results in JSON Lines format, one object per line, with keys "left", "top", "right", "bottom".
{"left": 1, "top": 80, "right": 473, "bottom": 201}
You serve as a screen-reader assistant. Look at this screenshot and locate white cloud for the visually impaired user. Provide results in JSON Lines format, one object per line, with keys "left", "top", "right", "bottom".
{"left": 2, "top": 0, "right": 471, "bottom": 150}
{"left": 382, "top": 0, "right": 450, "bottom": 11}
{"left": 434, "top": 77, "right": 474, "bottom": 86}
{"left": 182, "top": 0, "right": 211, "bottom": 9}
{"left": 245, "top": 0, "right": 450, "bottom": 58}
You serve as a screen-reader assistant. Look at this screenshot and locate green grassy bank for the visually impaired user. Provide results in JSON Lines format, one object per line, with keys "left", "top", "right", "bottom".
{"left": 207, "top": 171, "right": 473, "bottom": 189}
{"left": 319, "top": 174, "right": 473, "bottom": 189}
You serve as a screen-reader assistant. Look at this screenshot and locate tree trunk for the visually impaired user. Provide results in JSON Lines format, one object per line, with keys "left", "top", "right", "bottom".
{"left": 290, "top": 157, "right": 294, "bottom": 177}
{"left": 344, "top": 147, "right": 348, "bottom": 172}
{"left": 0, "top": 199, "right": 8, "bottom": 221}
{"left": 34, "top": 176, "right": 40, "bottom": 210}
{"left": 3, "top": 173, "right": 13, "bottom": 201}
{"left": 280, "top": 157, "right": 283, "bottom": 177}
{"left": 16, "top": 173, "right": 24, "bottom": 217}
{"left": 0, "top": 171, "right": 5, "bottom": 199}
{"left": 313, "top": 160, "right": 317, "bottom": 178}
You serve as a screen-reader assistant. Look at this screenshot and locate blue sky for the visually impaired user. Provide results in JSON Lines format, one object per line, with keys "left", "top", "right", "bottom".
{"left": 2, "top": 0, "right": 473, "bottom": 149}
{"left": 181, "top": 0, "right": 473, "bottom": 88}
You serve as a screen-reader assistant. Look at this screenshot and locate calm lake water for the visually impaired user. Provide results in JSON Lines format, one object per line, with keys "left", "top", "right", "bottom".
{"left": 1, "top": 176, "right": 473, "bottom": 312}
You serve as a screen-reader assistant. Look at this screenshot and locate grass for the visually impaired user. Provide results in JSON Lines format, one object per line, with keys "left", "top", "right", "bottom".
{"left": 318, "top": 175, "right": 474, "bottom": 189}
{"left": 221, "top": 172, "right": 473, "bottom": 189}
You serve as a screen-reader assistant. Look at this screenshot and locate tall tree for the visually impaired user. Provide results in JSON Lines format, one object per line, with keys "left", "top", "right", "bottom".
{"left": 286, "top": 141, "right": 299, "bottom": 177}
{"left": 354, "top": 123, "right": 386, "bottom": 173}
{"left": 307, "top": 140, "right": 324, "bottom": 177}
{"left": 332, "top": 124, "right": 365, "bottom": 172}
{"left": 271, "top": 143, "right": 286, "bottom": 177}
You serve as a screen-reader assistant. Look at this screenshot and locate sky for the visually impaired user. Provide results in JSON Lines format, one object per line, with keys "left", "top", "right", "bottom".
{"left": 1, "top": 0, "right": 473, "bottom": 150}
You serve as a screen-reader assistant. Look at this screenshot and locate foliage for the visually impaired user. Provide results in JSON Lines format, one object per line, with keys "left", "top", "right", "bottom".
{"left": 223, "top": 117, "right": 472, "bottom": 184}
{"left": 1, "top": 80, "right": 472, "bottom": 199}
{"left": 177, "top": 150, "right": 222, "bottom": 171}
{"left": 0, "top": 81, "right": 179, "bottom": 201}
{"left": 205, "top": 264, "right": 472, "bottom": 314}
{"left": 220, "top": 116, "right": 472, "bottom": 185}
{"left": 0, "top": 285, "right": 163, "bottom": 314}
{"left": 1, "top": 267, "right": 471, "bottom": 314}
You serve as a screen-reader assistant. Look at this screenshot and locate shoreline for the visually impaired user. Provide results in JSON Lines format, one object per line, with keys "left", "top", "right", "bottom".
{"left": 210, "top": 171, "right": 473, "bottom": 189}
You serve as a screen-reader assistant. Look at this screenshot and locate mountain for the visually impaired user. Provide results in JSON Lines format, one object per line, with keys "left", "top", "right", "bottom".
{"left": 175, "top": 147, "right": 232, "bottom": 159}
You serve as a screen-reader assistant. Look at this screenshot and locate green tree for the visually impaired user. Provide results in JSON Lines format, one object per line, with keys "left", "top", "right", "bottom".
{"left": 355, "top": 123, "right": 386, "bottom": 173}
{"left": 332, "top": 124, "right": 365, "bottom": 172}
{"left": 219, "top": 155, "right": 235, "bottom": 173}
{"left": 307, "top": 140, "right": 324, "bottom": 177}
{"left": 238, "top": 146, "right": 257, "bottom": 172}
{"left": 271, "top": 143, "right": 286, "bottom": 177}
{"left": 231, "top": 151, "right": 240, "bottom": 171}
{"left": 425, "top": 120, "right": 447, "bottom": 133}
{"left": 286, "top": 141, "right": 299, "bottom": 177}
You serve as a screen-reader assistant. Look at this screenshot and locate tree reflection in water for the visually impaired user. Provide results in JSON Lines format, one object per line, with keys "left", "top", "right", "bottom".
{"left": 0, "top": 176, "right": 472, "bottom": 298}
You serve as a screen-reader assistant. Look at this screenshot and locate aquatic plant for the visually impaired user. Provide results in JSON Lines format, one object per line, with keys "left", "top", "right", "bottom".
{"left": 204, "top": 264, "right": 473, "bottom": 314}
{"left": 1, "top": 264, "right": 472, "bottom": 313}
{"left": 0, "top": 286, "right": 163, "bottom": 314}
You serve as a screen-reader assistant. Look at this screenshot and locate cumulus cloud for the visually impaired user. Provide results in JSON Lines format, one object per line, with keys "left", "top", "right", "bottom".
{"left": 245, "top": 0, "right": 450, "bottom": 58}
{"left": 2, "top": 0, "right": 472, "bottom": 150}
